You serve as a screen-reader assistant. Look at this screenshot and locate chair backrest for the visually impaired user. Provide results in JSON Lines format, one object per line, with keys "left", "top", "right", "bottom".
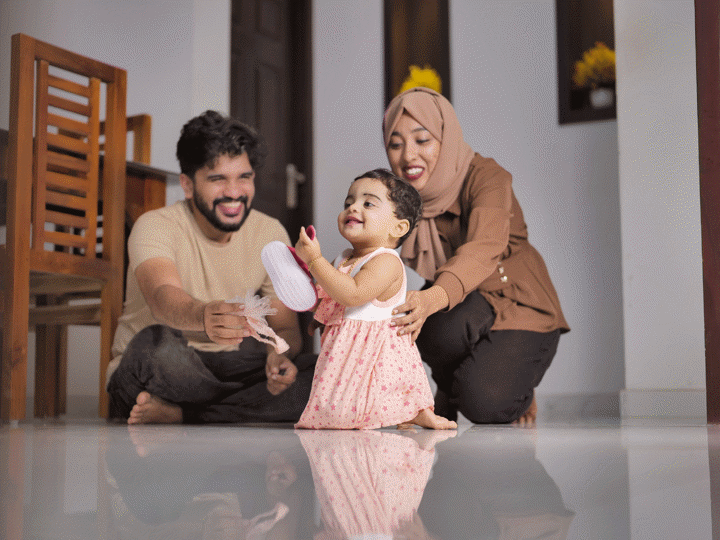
{"left": 6, "top": 33, "right": 127, "bottom": 279}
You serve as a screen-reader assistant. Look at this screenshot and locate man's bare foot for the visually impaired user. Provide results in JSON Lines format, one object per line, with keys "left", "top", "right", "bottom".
{"left": 512, "top": 393, "right": 537, "bottom": 427}
{"left": 127, "top": 391, "right": 182, "bottom": 425}
{"left": 127, "top": 424, "right": 184, "bottom": 457}
{"left": 398, "top": 408, "right": 457, "bottom": 430}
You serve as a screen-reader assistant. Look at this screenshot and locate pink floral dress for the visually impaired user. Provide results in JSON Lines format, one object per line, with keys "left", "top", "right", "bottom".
{"left": 297, "top": 430, "right": 436, "bottom": 538}
{"left": 295, "top": 247, "right": 434, "bottom": 429}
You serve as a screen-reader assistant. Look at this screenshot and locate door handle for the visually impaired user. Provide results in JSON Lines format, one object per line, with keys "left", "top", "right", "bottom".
{"left": 286, "top": 163, "right": 306, "bottom": 209}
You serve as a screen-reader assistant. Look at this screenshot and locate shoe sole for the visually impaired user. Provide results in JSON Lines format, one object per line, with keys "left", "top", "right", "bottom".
{"left": 261, "top": 241, "right": 317, "bottom": 312}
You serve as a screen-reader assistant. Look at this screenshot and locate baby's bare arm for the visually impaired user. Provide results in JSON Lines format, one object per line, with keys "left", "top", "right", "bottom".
{"left": 310, "top": 253, "right": 403, "bottom": 307}
{"left": 295, "top": 226, "right": 403, "bottom": 307}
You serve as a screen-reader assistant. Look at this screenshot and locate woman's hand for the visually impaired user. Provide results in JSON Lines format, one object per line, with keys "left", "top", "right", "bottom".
{"left": 294, "top": 226, "right": 321, "bottom": 265}
{"left": 390, "top": 285, "right": 449, "bottom": 342}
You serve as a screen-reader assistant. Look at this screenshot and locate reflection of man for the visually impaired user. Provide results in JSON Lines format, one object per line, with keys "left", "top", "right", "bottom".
{"left": 107, "top": 110, "right": 315, "bottom": 424}
{"left": 104, "top": 428, "right": 314, "bottom": 539}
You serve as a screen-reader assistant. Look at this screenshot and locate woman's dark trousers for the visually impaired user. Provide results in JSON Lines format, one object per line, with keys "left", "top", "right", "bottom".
{"left": 416, "top": 290, "right": 560, "bottom": 423}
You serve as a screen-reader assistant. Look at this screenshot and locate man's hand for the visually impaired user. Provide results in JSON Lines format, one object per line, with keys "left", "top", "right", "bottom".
{"left": 265, "top": 353, "right": 298, "bottom": 395}
{"left": 203, "top": 300, "right": 252, "bottom": 345}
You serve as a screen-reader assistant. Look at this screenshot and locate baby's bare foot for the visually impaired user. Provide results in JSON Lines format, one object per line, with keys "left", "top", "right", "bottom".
{"left": 401, "top": 408, "right": 458, "bottom": 430}
{"left": 127, "top": 391, "right": 182, "bottom": 425}
{"left": 399, "top": 428, "right": 457, "bottom": 451}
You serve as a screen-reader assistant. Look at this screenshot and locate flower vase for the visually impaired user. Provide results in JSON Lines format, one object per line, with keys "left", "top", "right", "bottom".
{"left": 589, "top": 86, "right": 614, "bottom": 109}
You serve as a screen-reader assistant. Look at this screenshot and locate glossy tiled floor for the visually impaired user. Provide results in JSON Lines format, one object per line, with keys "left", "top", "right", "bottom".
{"left": 1, "top": 417, "right": 718, "bottom": 539}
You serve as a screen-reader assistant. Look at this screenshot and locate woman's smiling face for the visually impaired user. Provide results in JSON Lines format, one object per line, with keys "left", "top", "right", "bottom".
{"left": 386, "top": 113, "right": 441, "bottom": 192}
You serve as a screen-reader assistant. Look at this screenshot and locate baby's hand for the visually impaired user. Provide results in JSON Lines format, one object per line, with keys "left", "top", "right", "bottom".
{"left": 295, "top": 226, "right": 321, "bottom": 265}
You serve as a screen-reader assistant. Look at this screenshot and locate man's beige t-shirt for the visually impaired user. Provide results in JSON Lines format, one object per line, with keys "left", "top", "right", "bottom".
{"left": 108, "top": 201, "right": 290, "bottom": 379}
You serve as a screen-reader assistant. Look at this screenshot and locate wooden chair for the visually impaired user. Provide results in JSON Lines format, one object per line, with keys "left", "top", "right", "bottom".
{"left": 0, "top": 33, "right": 127, "bottom": 421}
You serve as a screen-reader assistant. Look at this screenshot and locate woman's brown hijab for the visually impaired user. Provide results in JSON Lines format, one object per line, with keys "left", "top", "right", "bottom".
{"left": 383, "top": 87, "right": 475, "bottom": 280}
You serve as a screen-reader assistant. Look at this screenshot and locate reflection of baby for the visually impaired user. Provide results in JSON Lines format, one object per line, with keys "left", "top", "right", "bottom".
{"left": 293, "top": 169, "right": 456, "bottom": 430}
{"left": 297, "top": 429, "right": 453, "bottom": 539}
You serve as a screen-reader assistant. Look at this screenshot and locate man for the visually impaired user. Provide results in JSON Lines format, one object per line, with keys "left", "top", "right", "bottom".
{"left": 107, "top": 110, "right": 315, "bottom": 424}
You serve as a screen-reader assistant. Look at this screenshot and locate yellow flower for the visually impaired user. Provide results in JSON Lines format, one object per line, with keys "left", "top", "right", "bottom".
{"left": 572, "top": 42, "right": 616, "bottom": 89}
{"left": 398, "top": 65, "right": 442, "bottom": 94}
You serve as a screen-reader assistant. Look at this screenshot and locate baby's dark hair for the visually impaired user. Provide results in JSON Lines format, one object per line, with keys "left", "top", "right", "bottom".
{"left": 176, "top": 110, "right": 267, "bottom": 179}
{"left": 353, "top": 168, "right": 423, "bottom": 247}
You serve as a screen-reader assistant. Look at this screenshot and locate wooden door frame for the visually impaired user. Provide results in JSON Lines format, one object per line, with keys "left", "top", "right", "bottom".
{"left": 695, "top": 0, "right": 720, "bottom": 423}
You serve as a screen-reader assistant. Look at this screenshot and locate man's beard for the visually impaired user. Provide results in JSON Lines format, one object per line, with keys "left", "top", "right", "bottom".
{"left": 192, "top": 191, "right": 251, "bottom": 232}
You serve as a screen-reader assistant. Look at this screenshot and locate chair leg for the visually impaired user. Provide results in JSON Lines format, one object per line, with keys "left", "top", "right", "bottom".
{"left": 1, "top": 277, "right": 29, "bottom": 422}
{"left": 98, "top": 283, "right": 120, "bottom": 419}
{"left": 34, "top": 295, "right": 67, "bottom": 417}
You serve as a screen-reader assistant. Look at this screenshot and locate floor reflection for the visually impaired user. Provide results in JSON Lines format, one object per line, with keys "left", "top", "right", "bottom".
{"left": 298, "top": 429, "right": 455, "bottom": 539}
{"left": 419, "top": 427, "right": 574, "bottom": 540}
{"left": 0, "top": 420, "right": 716, "bottom": 539}
{"left": 103, "top": 426, "right": 316, "bottom": 539}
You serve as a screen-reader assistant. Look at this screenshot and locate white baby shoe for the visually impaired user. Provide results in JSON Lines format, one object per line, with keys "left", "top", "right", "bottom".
{"left": 261, "top": 226, "right": 317, "bottom": 312}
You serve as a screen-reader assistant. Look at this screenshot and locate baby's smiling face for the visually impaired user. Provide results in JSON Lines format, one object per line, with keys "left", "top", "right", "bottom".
{"left": 338, "top": 177, "right": 406, "bottom": 249}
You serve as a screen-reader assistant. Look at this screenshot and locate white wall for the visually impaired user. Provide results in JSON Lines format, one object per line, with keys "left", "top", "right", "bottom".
{"left": 312, "top": 0, "right": 388, "bottom": 262}
{"left": 614, "top": 0, "right": 704, "bottom": 414}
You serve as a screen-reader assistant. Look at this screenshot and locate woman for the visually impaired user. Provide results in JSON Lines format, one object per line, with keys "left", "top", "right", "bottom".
{"left": 384, "top": 87, "right": 569, "bottom": 425}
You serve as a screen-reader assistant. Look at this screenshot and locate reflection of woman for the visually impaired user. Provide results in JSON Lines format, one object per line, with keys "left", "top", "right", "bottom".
{"left": 418, "top": 429, "right": 574, "bottom": 540}
{"left": 384, "top": 88, "right": 570, "bottom": 425}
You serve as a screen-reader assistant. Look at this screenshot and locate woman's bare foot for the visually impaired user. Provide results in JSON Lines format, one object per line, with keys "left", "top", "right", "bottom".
{"left": 512, "top": 393, "right": 537, "bottom": 427}
{"left": 398, "top": 408, "right": 458, "bottom": 430}
{"left": 127, "top": 391, "right": 182, "bottom": 425}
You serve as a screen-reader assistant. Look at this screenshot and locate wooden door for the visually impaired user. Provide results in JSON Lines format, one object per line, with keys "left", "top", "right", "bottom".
{"left": 695, "top": 0, "right": 720, "bottom": 423}
{"left": 231, "top": 0, "right": 312, "bottom": 241}
{"left": 231, "top": 0, "right": 314, "bottom": 351}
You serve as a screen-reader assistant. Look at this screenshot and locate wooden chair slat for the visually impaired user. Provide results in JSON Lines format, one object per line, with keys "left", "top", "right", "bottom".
{"left": 46, "top": 73, "right": 91, "bottom": 98}
{"left": 45, "top": 189, "right": 91, "bottom": 212}
{"left": 47, "top": 150, "right": 91, "bottom": 175}
{"left": 45, "top": 209, "right": 89, "bottom": 230}
{"left": 41, "top": 229, "right": 91, "bottom": 250}
{"left": 47, "top": 93, "right": 91, "bottom": 117}
{"left": 46, "top": 170, "right": 90, "bottom": 196}
{"left": 51, "top": 114, "right": 91, "bottom": 137}
{"left": 47, "top": 131, "right": 90, "bottom": 156}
